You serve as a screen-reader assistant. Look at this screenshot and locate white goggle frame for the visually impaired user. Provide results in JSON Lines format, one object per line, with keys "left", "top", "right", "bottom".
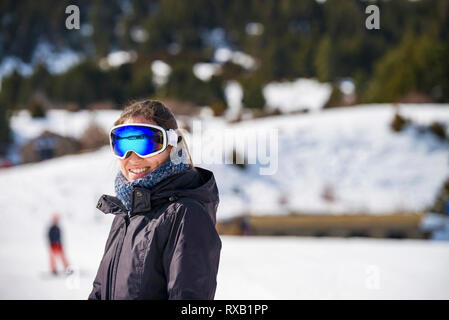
{"left": 109, "top": 123, "right": 178, "bottom": 159}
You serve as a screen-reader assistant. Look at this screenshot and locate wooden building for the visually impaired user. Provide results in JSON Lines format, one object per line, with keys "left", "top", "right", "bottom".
{"left": 217, "top": 212, "right": 429, "bottom": 239}
{"left": 20, "top": 130, "right": 81, "bottom": 163}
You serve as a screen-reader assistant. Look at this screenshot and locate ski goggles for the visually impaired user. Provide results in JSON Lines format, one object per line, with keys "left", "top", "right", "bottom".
{"left": 109, "top": 123, "right": 178, "bottom": 159}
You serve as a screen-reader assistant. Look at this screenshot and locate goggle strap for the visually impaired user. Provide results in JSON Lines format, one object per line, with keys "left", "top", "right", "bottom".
{"left": 167, "top": 129, "right": 178, "bottom": 148}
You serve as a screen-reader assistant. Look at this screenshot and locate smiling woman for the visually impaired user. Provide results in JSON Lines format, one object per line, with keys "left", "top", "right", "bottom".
{"left": 112, "top": 100, "right": 193, "bottom": 180}
{"left": 89, "top": 99, "right": 222, "bottom": 300}
{"left": 110, "top": 120, "right": 180, "bottom": 180}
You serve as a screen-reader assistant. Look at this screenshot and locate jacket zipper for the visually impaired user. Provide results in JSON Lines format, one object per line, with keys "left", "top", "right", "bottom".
{"left": 110, "top": 211, "right": 130, "bottom": 299}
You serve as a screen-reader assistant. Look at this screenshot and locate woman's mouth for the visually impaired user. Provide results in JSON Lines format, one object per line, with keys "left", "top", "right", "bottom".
{"left": 128, "top": 167, "right": 150, "bottom": 179}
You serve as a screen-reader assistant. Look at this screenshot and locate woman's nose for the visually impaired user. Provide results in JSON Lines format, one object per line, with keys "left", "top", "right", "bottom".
{"left": 126, "top": 151, "right": 143, "bottom": 161}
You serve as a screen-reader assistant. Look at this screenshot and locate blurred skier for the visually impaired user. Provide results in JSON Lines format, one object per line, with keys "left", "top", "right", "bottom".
{"left": 48, "top": 213, "right": 70, "bottom": 275}
{"left": 241, "top": 214, "right": 251, "bottom": 236}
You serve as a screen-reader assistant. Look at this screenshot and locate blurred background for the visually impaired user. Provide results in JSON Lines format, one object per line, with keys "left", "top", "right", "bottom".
{"left": 0, "top": 0, "right": 448, "bottom": 299}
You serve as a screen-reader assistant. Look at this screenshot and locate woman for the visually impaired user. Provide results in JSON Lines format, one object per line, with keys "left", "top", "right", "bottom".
{"left": 88, "top": 100, "right": 221, "bottom": 300}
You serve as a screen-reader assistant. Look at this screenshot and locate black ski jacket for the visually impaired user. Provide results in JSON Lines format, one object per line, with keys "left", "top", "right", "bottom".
{"left": 88, "top": 167, "right": 221, "bottom": 300}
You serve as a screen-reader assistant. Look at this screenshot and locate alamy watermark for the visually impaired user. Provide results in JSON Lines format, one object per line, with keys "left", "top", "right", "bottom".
{"left": 65, "top": 5, "right": 80, "bottom": 30}
{"left": 365, "top": 264, "right": 381, "bottom": 290}
{"left": 365, "top": 5, "right": 380, "bottom": 30}
{"left": 66, "top": 4, "right": 380, "bottom": 31}
{"left": 62, "top": 2, "right": 377, "bottom": 176}
{"left": 65, "top": 265, "right": 80, "bottom": 290}
{"left": 170, "top": 119, "right": 279, "bottom": 176}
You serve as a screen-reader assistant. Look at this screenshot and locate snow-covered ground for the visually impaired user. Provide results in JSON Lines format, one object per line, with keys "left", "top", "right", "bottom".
{"left": 217, "top": 236, "right": 449, "bottom": 299}
{"left": 1, "top": 222, "right": 449, "bottom": 299}
{"left": 1, "top": 104, "right": 449, "bottom": 299}
{"left": 0, "top": 154, "right": 448, "bottom": 300}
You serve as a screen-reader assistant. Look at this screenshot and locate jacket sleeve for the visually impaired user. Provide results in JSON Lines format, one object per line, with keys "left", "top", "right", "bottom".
{"left": 162, "top": 201, "right": 222, "bottom": 300}
{"left": 88, "top": 275, "right": 102, "bottom": 300}
{"left": 87, "top": 216, "right": 121, "bottom": 300}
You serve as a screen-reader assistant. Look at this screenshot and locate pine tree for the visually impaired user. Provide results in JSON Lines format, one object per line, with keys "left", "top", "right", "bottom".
{"left": 0, "top": 105, "right": 11, "bottom": 156}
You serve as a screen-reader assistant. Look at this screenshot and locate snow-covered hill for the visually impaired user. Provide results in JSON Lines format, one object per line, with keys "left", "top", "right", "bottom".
{"left": 5, "top": 104, "right": 449, "bottom": 219}
{"left": 207, "top": 104, "right": 449, "bottom": 218}
{"left": 1, "top": 104, "right": 449, "bottom": 299}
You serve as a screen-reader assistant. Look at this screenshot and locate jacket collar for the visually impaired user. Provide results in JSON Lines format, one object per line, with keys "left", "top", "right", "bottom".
{"left": 96, "top": 167, "right": 219, "bottom": 219}
{"left": 96, "top": 179, "right": 184, "bottom": 216}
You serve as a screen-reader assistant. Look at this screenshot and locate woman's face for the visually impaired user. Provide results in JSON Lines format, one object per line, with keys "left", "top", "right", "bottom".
{"left": 119, "top": 115, "right": 172, "bottom": 182}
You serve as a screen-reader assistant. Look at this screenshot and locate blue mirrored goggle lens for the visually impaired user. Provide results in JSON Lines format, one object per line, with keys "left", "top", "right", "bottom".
{"left": 111, "top": 125, "right": 164, "bottom": 157}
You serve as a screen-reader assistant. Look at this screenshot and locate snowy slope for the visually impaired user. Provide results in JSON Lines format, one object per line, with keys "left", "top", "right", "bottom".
{"left": 0, "top": 150, "right": 116, "bottom": 299}
{"left": 6, "top": 104, "right": 449, "bottom": 219}
{"left": 1, "top": 105, "right": 449, "bottom": 298}
{"left": 192, "top": 104, "right": 449, "bottom": 218}
{"left": 10, "top": 109, "right": 122, "bottom": 144}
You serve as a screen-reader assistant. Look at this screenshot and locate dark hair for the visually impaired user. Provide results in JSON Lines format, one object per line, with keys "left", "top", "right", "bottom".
{"left": 114, "top": 100, "right": 178, "bottom": 130}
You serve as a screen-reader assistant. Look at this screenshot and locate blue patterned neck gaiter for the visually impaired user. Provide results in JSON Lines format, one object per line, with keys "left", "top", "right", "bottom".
{"left": 114, "top": 160, "right": 190, "bottom": 211}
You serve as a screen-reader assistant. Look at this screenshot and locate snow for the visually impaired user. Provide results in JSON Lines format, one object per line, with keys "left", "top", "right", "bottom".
{"left": 1, "top": 212, "right": 449, "bottom": 300}
{"left": 339, "top": 78, "right": 355, "bottom": 95}
{"left": 214, "top": 48, "right": 257, "bottom": 70}
{"left": 0, "top": 57, "right": 34, "bottom": 84}
{"left": 10, "top": 109, "right": 122, "bottom": 143}
{"left": 420, "top": 213, "right": 448, "bottom": 232}
{"left": 193, "top": 63, "right": 221, "bottom": 81}
{"left": 245, "top": 22, "right": 264, "bottom": 36}
{"left": 33, "top": 43, "right": 82, "bottom": 74}
{"left": 422, "top": 214, "right": 449, "bottom": 241}
{"left": 230, "top": 51, "right": 257, "bottom": 70}
{"left": 216, "top": 236, "right": 449, "bottom": 299}
{"left": 130, "top": 27, "right": 149, "bottom": 43}
{"left": 433, "top": 221, "right": 449, "bottom": 241}
{"left": 202, "top": 28, "right": 229, "bottom": 50}
{"left": 7, "top": 104, "right": 449, "bottom": 218}
{"left": 1, "top": 104, "right": 449, "bottom": 299}
{"left": 224, "top": 77, "right": 332, "bottom": 117}
{"left": 0, "top": 44, "right": 81, "bottom": 84}
{"left": 103, "top": 50, "right": 137, "bottom": 68}
{"left": 151, "top": 60, "right": 172, "bottom": 86}
{"left": 224, "top": 81, "right": 243, "bottom": 120}
{"left": 0, "top": 151, "right": 115, "bottom": 299}
{"left": 263, "top": 78, "right": 332, "bottom": 113}
{"left": 202, "top": 28, "right": 257, "bottom": 71}
{"left": 187, "top": 104, "right": 449, "bottom": 217}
